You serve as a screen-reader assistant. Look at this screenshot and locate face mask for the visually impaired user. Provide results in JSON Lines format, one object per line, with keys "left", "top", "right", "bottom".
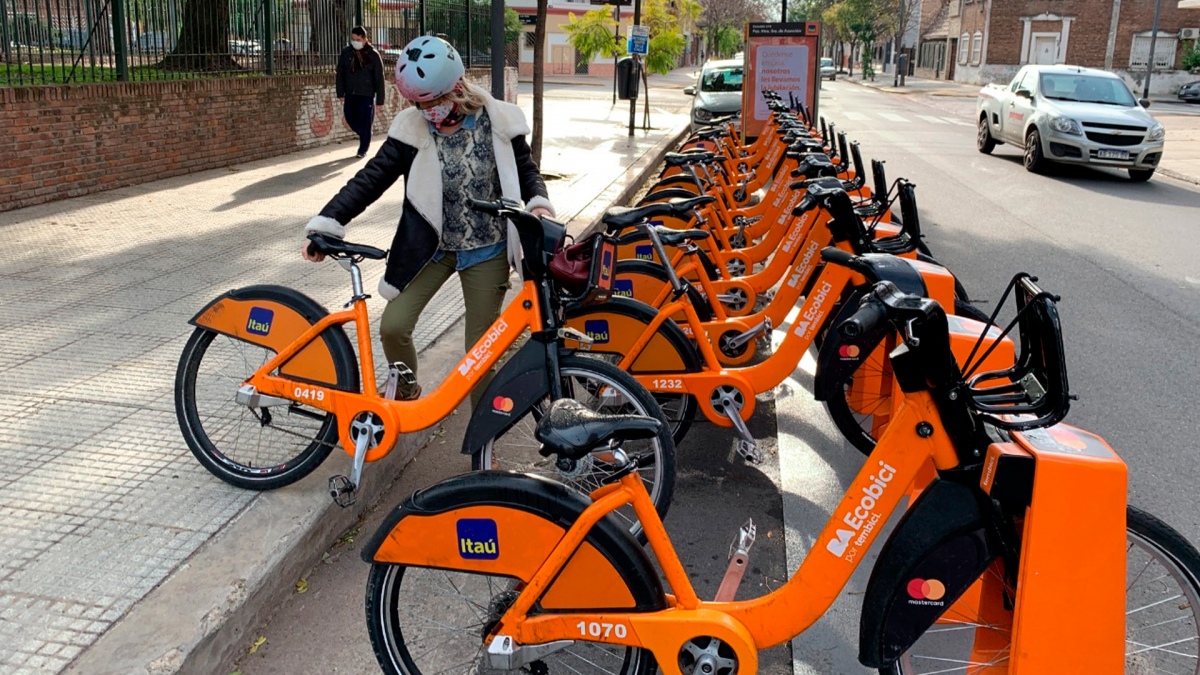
{"left": 350, "top": 40, "right": 365, "bottom": 50}
{"left": 419, "top": 100, "right": 456, "bottom": 127}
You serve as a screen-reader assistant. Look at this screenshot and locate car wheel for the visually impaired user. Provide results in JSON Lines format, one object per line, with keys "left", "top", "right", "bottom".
{"left": 1024, "top": 127, "right": 1047, "bottom": 174}
{"left": 977, "top": 116, "right": 996, "bottom": 154}
{"left": 1129, "top": 168, "right": 1155, "bottom": 182}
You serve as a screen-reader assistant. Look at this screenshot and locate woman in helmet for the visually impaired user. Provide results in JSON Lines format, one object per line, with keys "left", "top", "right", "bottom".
{"left": 303, "top": 36, "right": 555, "bottom": 405}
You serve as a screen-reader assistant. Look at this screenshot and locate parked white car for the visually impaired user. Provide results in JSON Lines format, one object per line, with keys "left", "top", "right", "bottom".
{"left": 976, "top": 64, "right": 1165, "bottom": 181}
{"left": 820, "top": 57, "right": 836, "bottom": 81}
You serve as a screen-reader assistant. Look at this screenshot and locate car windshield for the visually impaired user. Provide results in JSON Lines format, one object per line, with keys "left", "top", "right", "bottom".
{"left": 701, "top": 67, "right": 744, "bottom": 93}
{"left": 820, "top": 58, "right": 833, "bottom": 67}
{"left": 1039, "top": 73, "right": 1137, "bottom": 106}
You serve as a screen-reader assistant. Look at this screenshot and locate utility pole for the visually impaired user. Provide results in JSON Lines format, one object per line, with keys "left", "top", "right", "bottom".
{"left": 628, "top": 0, "right": 642, "bottom": 137}
{"left": 1142, "top": 0, "right": 1164, "bottom": 100}
{"left": 613, "top": 4, "right": 621, "bottom": 105}
{"left": 781, "top": 0, "right": 787, "bottom": 21}
{"left": 491, "top": 0, "right": 505, "bottom": 99}
{"left": 893, "top": 0, "right": 906, "bottom": 86}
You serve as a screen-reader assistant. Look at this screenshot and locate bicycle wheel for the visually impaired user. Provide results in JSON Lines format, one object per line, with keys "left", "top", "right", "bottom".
{"left": 174, "top": 326, "right": 356, "bottom": 489}
{"left": 884, "top": 505, "right": 1200, "bottom": 674}
{"left": 825, "top": 298, "right": 989, "bottom": 455}
{"left": 472, "top": 355, "right": 676, "bottom": 541}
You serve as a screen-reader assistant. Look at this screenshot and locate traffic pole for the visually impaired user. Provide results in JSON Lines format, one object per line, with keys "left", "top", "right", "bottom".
{"left": 1142, "top": 0, "right": 1164, "bottom": 100}
{"left": 629, "top": 0, "right": 641, "bottom": 137}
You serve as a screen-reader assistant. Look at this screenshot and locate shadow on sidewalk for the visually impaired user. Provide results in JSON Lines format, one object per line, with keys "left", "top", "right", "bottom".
{"left": 213, "top": 157, "right": 362, "bottom": 212}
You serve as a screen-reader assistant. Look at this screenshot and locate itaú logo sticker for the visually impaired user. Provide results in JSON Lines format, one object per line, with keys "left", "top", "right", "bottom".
{"left": 907, "top": 578, "right": 947, "bottom": 606}
{"left": 613, "top": 279, "right": 634, "bottom": 298}
{"left": 457, "top": 518, "right": 499, "bottom": 559}
{"left": 245, "top": 307, "right": 274, "bottom": 336}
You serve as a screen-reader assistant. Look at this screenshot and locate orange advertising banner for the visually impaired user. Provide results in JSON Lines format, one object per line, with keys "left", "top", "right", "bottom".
{"left": 741, "top": 22, "right": 821, "bottom": 139}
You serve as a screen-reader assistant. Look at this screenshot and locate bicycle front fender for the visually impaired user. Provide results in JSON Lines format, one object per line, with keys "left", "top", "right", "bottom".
{"left": 460, "top": 338, "right": 553, "bottom": 455}
{"left": 857, "top": 478, "right": 1001, "bottom": 669}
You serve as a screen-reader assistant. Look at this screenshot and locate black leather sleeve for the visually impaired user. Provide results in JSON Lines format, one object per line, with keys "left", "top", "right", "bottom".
{"left": 318, "top": 137, "right": 415, "bottom": 225}
{"left": 511, "top": 135, "right": 549, "bottom": 202}
{"left": 335, "top": 49, "right": 348, "bottom": 98}
{"left": 373, "top": 51, "right": 386, "bottom": 105}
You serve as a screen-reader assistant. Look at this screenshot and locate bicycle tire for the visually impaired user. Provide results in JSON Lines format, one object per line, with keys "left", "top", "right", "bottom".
{"left": 364, "top": 475, "right": 664, "bottom": 675}
{"left": 883, "top": 505, "right": 1200, "bottom": 674}
{"left": 825, "top": 298, "right": 987, "bottom": 455}
{"left": 471, "top": 355, "right": 677, "bottom": 542}
{"left": 174, "top": 325, "right": 357, "bottom": 490}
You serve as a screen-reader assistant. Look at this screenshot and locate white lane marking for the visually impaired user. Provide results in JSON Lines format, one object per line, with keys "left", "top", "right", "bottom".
{"left": 844, "top": 111, "right": 869, "bottom": 121}
{"left": 879, "top": 112, "right": 908, "bottom": 123}
{"left": 917, "top": 115, "right": 948, "bottom": 125}
{"left": 942, "top": 117, "right": 974, "bottom": 126}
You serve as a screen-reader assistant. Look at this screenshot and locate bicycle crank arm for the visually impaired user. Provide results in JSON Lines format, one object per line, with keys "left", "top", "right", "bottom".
{"left": 714, "top": 518, "right": 756, "bottom": 602}
{"left": 486, "top": 635, "right": 574, "bottom": 670}
{"left": 722, "top": 318, "right": 773, "bottom": 351}
{"left": 716, "top": 394, "right": 761, "bottom": 463}
{"left": 235, "top": 384, "right": 292, "bottom": 409}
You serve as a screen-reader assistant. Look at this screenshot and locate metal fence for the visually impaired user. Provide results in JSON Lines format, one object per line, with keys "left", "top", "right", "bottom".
{"left": 0, "top": 0, "right": 509, "bottom": 85}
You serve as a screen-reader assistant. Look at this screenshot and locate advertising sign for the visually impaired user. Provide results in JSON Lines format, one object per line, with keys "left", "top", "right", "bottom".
{"left": 741, "top": 22, "right": 820, "bottom": 138}
{"left": 627, "top": 25, "right": 649, "bottom": 55}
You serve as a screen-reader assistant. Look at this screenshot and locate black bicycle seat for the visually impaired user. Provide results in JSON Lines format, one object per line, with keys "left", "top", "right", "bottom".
{"left": 535, "top": 399, "right": 661, "bottom": 461}
{"left": 602, "top": 196, "right": 716, "bottom": 229}
{"left": 306, "top": 232, "right": 387, "bottom": 260}
{"left": 655, "top": 226, "right": 711, "bottom": 247}
{"left": 696, "top": 128, "right": 730, "bottom": 140}
{"left": 663, "top": 151, "right": 719, "bottom": 167}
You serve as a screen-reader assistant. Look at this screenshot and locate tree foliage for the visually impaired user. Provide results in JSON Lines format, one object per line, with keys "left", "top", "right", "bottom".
{"left": 564, "top": 9, "right": 624, "bottom": 63}
{"left": 700, "top": 0, "right": 768, "bottom": 58}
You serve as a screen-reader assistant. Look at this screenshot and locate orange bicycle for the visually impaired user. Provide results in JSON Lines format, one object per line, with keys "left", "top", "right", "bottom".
{"left": 358, "top": 271, "right": 1200, "bottom": 674}
{"left": 173, "top": 199, "right": 675, "bottom": 536}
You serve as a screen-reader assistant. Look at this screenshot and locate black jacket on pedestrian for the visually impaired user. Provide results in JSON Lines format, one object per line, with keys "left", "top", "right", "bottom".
{"left": 336, "top": 45, "right": 385, "bottom": 105}
{"left": 305, "top": 96, "right": 554, "bottom": 299}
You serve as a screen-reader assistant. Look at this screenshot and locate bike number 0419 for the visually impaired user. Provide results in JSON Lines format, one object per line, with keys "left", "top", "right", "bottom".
{"left": 294, "top": 387, "right": 325, "bottom": 401}
{"left": 576, "top": 621, "right": 628, "bottom": 639}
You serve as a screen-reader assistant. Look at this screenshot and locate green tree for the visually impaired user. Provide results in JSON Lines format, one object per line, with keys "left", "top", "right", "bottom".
{"left": 563, "top": 9, "right": 624, "bottom": 63}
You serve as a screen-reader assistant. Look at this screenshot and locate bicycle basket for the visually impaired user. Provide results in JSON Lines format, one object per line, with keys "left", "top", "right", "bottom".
{"left": 549, "top": 233, "right": 617, "bottom": 306}
{"left": 961, "top": 273, "right": 1071, "bottom": 431}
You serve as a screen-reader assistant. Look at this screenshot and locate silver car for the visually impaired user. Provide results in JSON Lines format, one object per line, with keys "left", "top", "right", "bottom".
{"left": 977, "top": 65, "right": 1165, "bottom": 181}
{"left": 684, "top": 59, "right": 743, "bottom": 131}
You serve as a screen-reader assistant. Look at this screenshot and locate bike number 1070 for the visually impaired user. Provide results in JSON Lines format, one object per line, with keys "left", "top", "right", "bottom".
{"left": 576, "top": 621, "right": 628, "bottom": 639}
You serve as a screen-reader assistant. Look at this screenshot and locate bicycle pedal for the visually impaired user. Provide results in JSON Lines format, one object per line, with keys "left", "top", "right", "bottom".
{"left": 735, "top": 439, "right": 762, "bottom": 464}
{"left": 328, "top": 475, "right": 358, "bottom": 507}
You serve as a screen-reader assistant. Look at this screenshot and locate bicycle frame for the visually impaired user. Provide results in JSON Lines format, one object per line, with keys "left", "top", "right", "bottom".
{"left": 370, "top": 388, "right": 1127, "bottom": 673}
{"left": 195, "top": 278, "right": 547, "bottom": 461}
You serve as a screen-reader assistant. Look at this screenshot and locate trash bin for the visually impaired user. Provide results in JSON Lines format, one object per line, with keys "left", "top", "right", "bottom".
{"left": 617, "top": 57, "right": 640, "bottom": 100}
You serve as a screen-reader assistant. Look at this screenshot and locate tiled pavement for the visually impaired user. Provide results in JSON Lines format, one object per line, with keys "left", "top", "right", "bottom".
{"left": 0, "top": 75, "right": 691, "bottom": 673}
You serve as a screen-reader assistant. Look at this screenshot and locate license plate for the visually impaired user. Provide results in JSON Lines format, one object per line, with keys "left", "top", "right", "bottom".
{"left": 1097, "top": 148, "right": 1130, "bottom": 160}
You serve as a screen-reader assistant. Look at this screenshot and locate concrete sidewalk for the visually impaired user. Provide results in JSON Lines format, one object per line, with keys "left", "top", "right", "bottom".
{"left": 839, "top": 73, "right": 1200, "bottom": 185}
{"left": 0, "top": 77, "right": 689, "bottom": 674}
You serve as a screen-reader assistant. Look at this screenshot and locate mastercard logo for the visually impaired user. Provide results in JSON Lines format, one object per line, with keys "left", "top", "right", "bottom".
{"left": 907, "top": 578, "right": 946, "bottom": 601}
{"left": 838, "top": 344, "right": 861, "bottom": 358}
{"left": 492, "top": 396, "right": 514, "bottom": 413}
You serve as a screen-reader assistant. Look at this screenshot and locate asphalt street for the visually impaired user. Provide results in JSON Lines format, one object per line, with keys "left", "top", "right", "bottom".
{"left": 231, "top": 78, "right": 1200, "bottom": 675}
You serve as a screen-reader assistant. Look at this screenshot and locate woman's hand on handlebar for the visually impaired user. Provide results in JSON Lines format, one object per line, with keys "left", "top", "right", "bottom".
{"left": 529, "top": 206, "right": 553, "bottom": 218}
{"left": 301, "top": 240, "right": 326, "bottom": 263}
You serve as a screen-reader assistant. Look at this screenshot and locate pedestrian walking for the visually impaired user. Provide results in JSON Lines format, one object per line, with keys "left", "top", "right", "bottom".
{"left": 304, "top": 36, "right": 555, "bottom": 406}
{"left": 336, "top": 26, "right": 386, "bottom": 158}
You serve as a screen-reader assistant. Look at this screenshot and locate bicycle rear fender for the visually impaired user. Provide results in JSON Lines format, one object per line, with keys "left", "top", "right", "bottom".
{"left": 460, "top": 338, "right": 553, "bottom": 455}
{"left": 361, "top": 471, "right": 667, "bottom": 613}
{"left": 562, "top": 297, "right": 701, "bottom": 375}
{"left": 857, "top": 478, "right": 1000, "bottom": 668}
{"left": 189, "top": 285, "right": 356, "bottom": 389}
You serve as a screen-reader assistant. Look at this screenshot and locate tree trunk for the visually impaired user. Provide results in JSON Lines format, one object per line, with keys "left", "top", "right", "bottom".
{"left": 162, "top": 0, "right": 240, "bottom": 71}
{"left": 641, "top": 60, "right": 650, "bottom": 130}
{"left": 531, "top": 0, "right": 547, "bottom": 164}
{"left": 309, "top": 0, "right": 349, "bottom": 64}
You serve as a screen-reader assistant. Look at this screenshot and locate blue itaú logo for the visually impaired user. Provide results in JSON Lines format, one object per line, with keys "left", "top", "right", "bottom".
{"left": 612, "top": 279, "right": 634, "bottom": 298}
{"left": 246, "top": 307, "right": 274, "bottom": 336}
{"left": 457, "top": 518, "right": 499, "bottom": 559}
{"left": 584, "top": 320, "right": 610, "bottom": 344}
{"left": 635, "top": 245, "right": 653, "bottom": 261}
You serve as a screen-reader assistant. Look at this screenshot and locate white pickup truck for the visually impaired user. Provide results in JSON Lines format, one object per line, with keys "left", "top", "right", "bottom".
{"left": 976, "top": 64, "right": 1165, "bottom": 181}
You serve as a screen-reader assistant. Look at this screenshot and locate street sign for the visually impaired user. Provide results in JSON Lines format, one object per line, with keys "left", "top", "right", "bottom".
{"left": 518, "top": 14, "right": 536, "bottom": 25}
{"left": 742, "top": 22, "right": 821, "bottom": 138}
{"left": 627, "top": 25, "right": 649, "bottom": 55}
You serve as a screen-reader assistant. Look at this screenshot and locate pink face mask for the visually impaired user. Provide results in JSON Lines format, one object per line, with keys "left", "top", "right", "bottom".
{"left": 419, "top": 100, "right": 456, "bottom": 126}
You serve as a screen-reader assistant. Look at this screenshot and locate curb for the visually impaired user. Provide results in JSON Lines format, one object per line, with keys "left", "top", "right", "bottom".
{"left": 575, "top": 119, "right": 692, "bottom": 238}
{"left": 1159, "top": 166, "right": 1200, "bottom": 186}
{"left": 65, "top": 336, "right": 466, "bottom": 675}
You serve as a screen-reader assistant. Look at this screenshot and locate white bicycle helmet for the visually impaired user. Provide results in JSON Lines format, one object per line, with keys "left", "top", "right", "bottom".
{"left": 395, "top": 36, "right": 465, "bottom": 102}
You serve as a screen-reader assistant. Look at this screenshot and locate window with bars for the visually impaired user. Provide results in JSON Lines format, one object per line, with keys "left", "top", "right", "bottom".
{"left": 1130, "top": 33, "right": 1178, "bottom": 70}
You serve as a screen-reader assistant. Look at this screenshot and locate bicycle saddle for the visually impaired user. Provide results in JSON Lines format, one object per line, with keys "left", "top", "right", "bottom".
{"left": 663, "top": 151, "right": 720, "bottom": 167}
{"left": 696, "top": 128, "right": 730, "bottom": 140}
{"left": 602, "top": 196, "right": 716, "bottom": 229}
{"left": 654, "top": 226, "right": 711, "bottom": 247}
{"left": 306, "top": 232, "right": 387, "bottom": 260}
{"left": 535, "top": 399, "right": 661, "bottom": 461}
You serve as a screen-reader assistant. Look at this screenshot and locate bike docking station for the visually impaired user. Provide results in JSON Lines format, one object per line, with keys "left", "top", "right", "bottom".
{"left": 741, "top": 21, "right": 822, "bottom": 143}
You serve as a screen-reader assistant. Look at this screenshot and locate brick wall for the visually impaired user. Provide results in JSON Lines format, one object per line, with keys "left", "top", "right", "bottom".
{"left": 0, "top": 67, "right": 517, "bottom": 213}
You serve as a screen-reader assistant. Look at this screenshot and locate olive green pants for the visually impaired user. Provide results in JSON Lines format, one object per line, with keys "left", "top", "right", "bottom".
{"left": 378, "top": 251, "right": 510, "bottom": 406}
